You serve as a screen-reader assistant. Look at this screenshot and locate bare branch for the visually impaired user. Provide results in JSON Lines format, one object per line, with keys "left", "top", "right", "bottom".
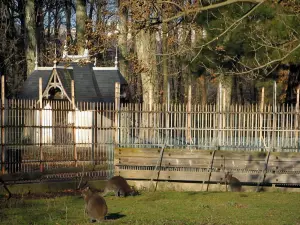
{"left": 159, "top": 0, "right": 265, "bottom": 23}
{"left": 227, "top": 41, "right": 300, "bottom": 75}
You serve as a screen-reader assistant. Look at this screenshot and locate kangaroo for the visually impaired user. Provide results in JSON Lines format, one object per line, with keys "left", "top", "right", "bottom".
{"left": 102, "top": 176, "right": 137, "bottom": 197}
{"left": 82, "top": 186, "right": 108, "bottom": 223}
{"left": 225, "top": 173, "right": 242, "bottom": 192}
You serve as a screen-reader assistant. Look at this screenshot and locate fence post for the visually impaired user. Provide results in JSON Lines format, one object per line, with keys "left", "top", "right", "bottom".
{"left": 272, "top": 82, "right": 277, "bottom": 150}
{"left": 186, "top": 85, "right": 192, "bottom": 144}
{"left": 1, "top": 75, "right": 5, "bottom": 174}
{"left": 114, "top": 82, "right": 120, "bottom": 146}
{"left": 166, "top": 82, "right": 170, "bottom": 145}
{"left": 260, "top": 87, "right": 265, "bottom": 150}
{"left": 71, "top": 80, "right": 77, "bottom": 167}
{"left": 148, "top": 88, "right": 153, "bottom": 143}
{"left": 114, "top": 83, "right": 120, "bottom": 177}
{"left": 222, "top": 86, "right": 226, "bottom": 147}
{"left": 167, "top": 82, "right": 170, "bottom": 109}
{"left": 218, "top": 82, "right": 222, "bottom": 148}
{"left": 296, "top": 88, "right": 299, "bottom": 151}
{"left": 93, "top": 103, "right": 97, "bottom": 164}
{"left": 39, "top": 78, "right": 43, "bottom": 172}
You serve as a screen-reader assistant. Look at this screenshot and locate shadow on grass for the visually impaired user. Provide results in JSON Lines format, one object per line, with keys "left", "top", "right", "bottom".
{"left": 186, "top": 191, "right": 217, "bottom": 196}
{"left": 106, "top": 212, "right": 126, "bottom": 220}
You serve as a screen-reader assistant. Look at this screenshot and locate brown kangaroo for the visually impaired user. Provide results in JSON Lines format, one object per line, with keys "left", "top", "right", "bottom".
{"left": 82, "top": 186, "right": 108, "bottom": 222}
{"left": 225, "top": 172, "right": 242, "bottom": 192}
{"left": 102, "top": 176, "right": 137, "bottom": 197}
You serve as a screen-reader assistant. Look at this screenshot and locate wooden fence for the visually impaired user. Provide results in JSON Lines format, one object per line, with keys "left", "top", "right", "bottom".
{"left": 1, "top": 99, "right": 116, "bottom": 179}
{"left": 1, "top": 80, "right": 300, "bottom": 185}
{"left": 118, "top": 102, "right": 300, "bottom": 151}
{"left": 115, "top": 148, "right": 300, "bottom": 188}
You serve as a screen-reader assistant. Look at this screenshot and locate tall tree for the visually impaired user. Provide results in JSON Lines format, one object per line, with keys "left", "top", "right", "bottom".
{"left": 65, "top": 0, "right": 72, "bottom": 42}
{"left": 25, "top": 0, "right": 37, "bottom": 77}
{"left": 76, "top": 0, "right": 87, "bottom": 54}
{"left": 117, "top": 0, "right": 128, "bottom": 79}
{"left": 130, "top": 0, "right": 160, "bottom": 104}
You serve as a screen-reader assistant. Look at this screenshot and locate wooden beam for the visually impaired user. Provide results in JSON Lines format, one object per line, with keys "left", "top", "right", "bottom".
{"left": 71, "top": 80, "right": 77, "bottom": 167}
{"left": 114, "top": 82, "right": 120, "bottom": 146}
{"left": 1, "top": 76, "right": 5, "bottom": 174}
{"left": 39, "top": 78, "right": 43, "bottom": 172}
{"left": 186, "top": 85, "right": 192, "bottom": 144}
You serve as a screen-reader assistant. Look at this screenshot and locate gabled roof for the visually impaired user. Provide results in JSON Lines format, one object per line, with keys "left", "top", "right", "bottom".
{"left": 70, "top": 63, "right": 103, "bottom": 102}
{"left": 18, "top": 62, "right": 127, "bottom": 103}
{"left": 94, "top": 69, "right": 127, "bottom": 102}
{"left": 18, "top": 70, "right": 52, "bottom": 99}
{"left": 56, "top": 68, "right": 73, "bottom": 100}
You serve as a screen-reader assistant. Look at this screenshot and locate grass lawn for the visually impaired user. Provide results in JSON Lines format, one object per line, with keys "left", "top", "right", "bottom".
{"left": 1, "top": 191, "right": 300, "bottom": 225}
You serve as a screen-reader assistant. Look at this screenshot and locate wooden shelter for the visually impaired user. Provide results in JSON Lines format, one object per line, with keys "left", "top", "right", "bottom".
{"left": 17, "top": 43, "right": 127, "bottom": 145}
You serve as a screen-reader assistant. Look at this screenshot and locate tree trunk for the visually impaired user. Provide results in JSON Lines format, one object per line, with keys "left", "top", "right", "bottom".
{"left": 118, "top": 1, "right": 128, "bottom": 79}
{"left": 96, "top": 0, "right": 103, "bottom": 23}
{"left": 76, "top": 0, "right": 87, "bottom": 54}
{"left": 198, "top": 75, "right": 207, "bottom": 105}
{"left": 222, "top": 75, "right": 233, "bottom": 106}
{"left": 19, "top": 1, "right": 27, "bottom": 80}
{"left": 25, "top": 0, "right": 36, "bottom": 77}
{"left": 88, "top": 0, "right": 95, "bottom": 19}
{"left": 47, "top": 3, "right": 51, "bottom": 40}
{"left": 182, "top": 28, "right": 192, "bottom": 103}
{"left": 135, "top": 29, "right": 158, "bottom": 104}
{"left": 162, "top": 22, "right": 168, "bottom": 104}
{"left": 36, "top": 0, "right": 44, "bottom": 66}
{"left": 54, "top": 1, "right": 59, "bottom": 40}
{"left": 65, "top": 0, "right": 72, "bottom": 42}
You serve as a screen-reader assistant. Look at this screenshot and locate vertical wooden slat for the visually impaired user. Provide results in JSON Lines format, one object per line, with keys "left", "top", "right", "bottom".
{"left": 296, "top": 89, "right": 299, "bottom": 151}
{"left": 204, "top": 104, "right": 207, "bottom": 147}
{"left": 115, "top": 82, "right": 120, "bottom": 146}
{"left": 238, "top": 105, "right": 241, "bottom": 147}
{"left": 243, "top": 105, "right": 245, "bottom": 147}
{"left": 100, "top": 102, "right": 103, "bottom": 160}
{"left": 218, "top": 83, "right": 222, "bottom": 148}
{"left": 166, "top": 88, "right": 170, "bottom": 146}
{"left": 71, "top": 80, "right": 77, "bottom": 167}
{"left": 222, "top": 88, "right": 226, "bottom": 147}
{"left": 93, "top": 102, "right": 97, "bottom": 164}
{"left": 252, "top": 104, "right": 255, "bottom": 150}
{"left": 290, "top": 104, "right": 293, "bottom": 149}
{"left": 39, "top": 78, "right": 43, "bottom": 172}
{"left": 266, "top": 105, "right": 269, "bottom": 147}
{"left": 186, "top": 85, "right": 191, "bottom": 144}
{"left": 260, "top": 87, "right": 265, "bottom": 150}
{"left": 272, "top": 82, "right": 277, "bottom": 150}
{"left": 1, "top": 76, "right": 5, "bottom": 174}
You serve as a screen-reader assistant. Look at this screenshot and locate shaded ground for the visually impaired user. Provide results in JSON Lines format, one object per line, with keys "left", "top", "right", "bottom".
{"left": 1, "top": 191, "right": 300, "bottom": 224}
{"left": 0, "top": 189, "right": 81, "bottom": 201}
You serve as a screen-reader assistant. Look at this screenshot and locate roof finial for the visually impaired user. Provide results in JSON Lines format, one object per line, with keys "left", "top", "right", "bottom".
{"left": 63, "top": 40, "right": 68, "bottom": 58}
{"left": 114, "top": 46, "right": 118, "bottom": 69}
{"left": 53, "top": 43, "right": 57, "bottom": 68}
{"left": 94, "top": 57, "right": 97, "bottom": 67}
{"left": 34, "top": 45, "right": 38, "bottom": 70}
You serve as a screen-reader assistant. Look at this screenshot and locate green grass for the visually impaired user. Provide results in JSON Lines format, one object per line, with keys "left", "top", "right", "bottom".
{"left": 1, "top": 191, "right": 300, "bottom": 225}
